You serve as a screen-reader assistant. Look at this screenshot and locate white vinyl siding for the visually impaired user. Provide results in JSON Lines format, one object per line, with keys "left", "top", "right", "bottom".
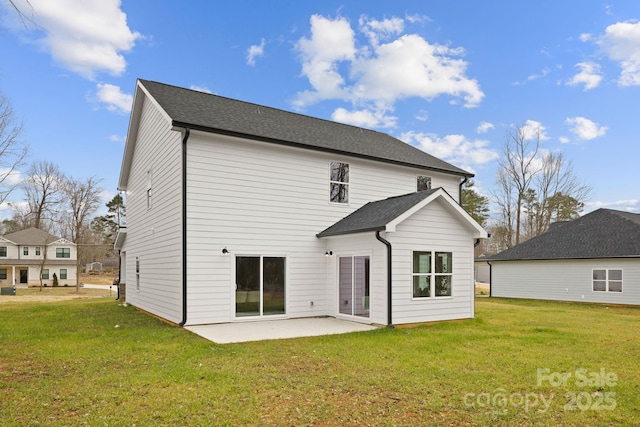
{"left": 388, "top": 199, "right": 476, "bottom": 324}
{"left": 184, "top": 132, "right": 462, "bottom": 325}
{"left": 121, "top": 94, "right": 184, "bottom": 323}
{"left": 491, "top": 259, "right": 640, "bottom": 305}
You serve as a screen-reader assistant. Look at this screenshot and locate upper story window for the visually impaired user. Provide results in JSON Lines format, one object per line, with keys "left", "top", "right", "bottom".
{"left": 417, "top": 175, "right": 432, "bottom": 192}
{"left": 36, "top": 247, "right": 41, "bottom": 256}
{"left": 593, "top": 269, "right": 622, "bottom": 293}
{"left": 56, "top": 248, "right": 71, "bottom": 258}
{"left": 23, "top": 247, "right": 29, "bottom": 256}
{"left": 330, "top": 161, "right": 349, "bottom": 204}
{"left": 0, "top": 247, "right": 6, "bottom": 257}
{"left": 146, "top": 169, "right": 153, "bottom": 210}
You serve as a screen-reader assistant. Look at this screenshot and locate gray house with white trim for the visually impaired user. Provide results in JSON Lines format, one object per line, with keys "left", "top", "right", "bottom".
{"left": 485, "top": 208, "right": 640, "bottom": 305}
{"left": 115, "top": 79, "right": 487, "bottom": 329}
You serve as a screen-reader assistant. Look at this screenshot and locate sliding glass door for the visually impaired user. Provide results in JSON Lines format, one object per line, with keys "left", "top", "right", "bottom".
{"left": 236, "top": 256, "right": 285, "bottom": 317}
{"left": 338, "top": 256, "right": 370, "bottom": 318}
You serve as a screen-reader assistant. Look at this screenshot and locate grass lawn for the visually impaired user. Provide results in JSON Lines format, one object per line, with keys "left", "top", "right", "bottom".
{"left": 0, "top": 298, "right": 638, "bottom": 426}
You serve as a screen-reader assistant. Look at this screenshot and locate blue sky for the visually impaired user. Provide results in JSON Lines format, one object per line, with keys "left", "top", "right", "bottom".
{"left": 1, "top": 0, "right": 639, "bottom": 218}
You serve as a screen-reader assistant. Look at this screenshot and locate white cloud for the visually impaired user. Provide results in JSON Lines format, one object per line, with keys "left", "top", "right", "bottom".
{"left": 520, "top": 120, "right": 550, "bottom": 141}
{"left": 109, "top": 134, "right": 124, "bottom": 143}
{"left": 359, "top": 15, "right": 404, "bottom": 46}
{"left": 585, "top": 199, "right": 639, "bottom": 213}
{"left": 332, "top": 107, "right": 397, "bottom": 128}
{"left": 476, "top": 121, "right": 495, "bottom": 134}
{"left": 294, "top": 14, "right": 484, "bottom": 120}
{"left": 527, "top": 67, "right": 550, "bottom": 81}
{"left": 566, "top": 116, "right": 607, "bottom": 140}
{"left": 8, "top": 0, "right": 141, "bottom": 79}
{"left": 567, "top": 62, "right": 602, "bottom": 90}
{"left": 190, "top": 85, "right": 212, "bottom": 94}
{"left": 400, "top": 131, "right": 498, "bottom": 171}
{"left": 95, "top": 83, "right": 132, "bottom": 114}
{"left": 597, "top": 20, "right": 640, "bottom": 86}
{"left": 559, "top": 136, "right": 570, "bottom": 144}
{"left": 294, "top": 15, "right": 356, "bottom": 107}
{"left": 246, "top": 38, "right": 266, "bottom": 66}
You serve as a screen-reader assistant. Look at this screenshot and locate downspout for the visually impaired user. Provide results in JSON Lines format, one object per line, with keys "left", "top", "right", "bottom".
{"left": 179, "top": 127, "right": 191, "bottom": 326}
{"left": 459, "top": 176, "right": 468, "bottom": 205}
{"left": 375, "top": 231, "right": 393, "bottom": 328}
{"left": 487, "top": 261, "right": 492, "bottom": 297}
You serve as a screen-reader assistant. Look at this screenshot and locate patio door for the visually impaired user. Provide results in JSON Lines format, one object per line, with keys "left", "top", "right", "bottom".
{"left": 235, "top": 256, "right": 285, "bottom": 317}
{"left": 19, "top": 269, "right": 28, "bottom": 284}
{"left": 338, "top": 256, "right": 370, "bottom": 318}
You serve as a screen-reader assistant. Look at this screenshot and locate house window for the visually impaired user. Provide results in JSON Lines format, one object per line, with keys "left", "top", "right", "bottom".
{"left": 417, "top": 175, "right": 432, "bottom": 192}
{"left": 593, "top": 269, "right": 622, "bottom": 293}
{"left": 56, "top": 248, "right": 71, "bottom": 258}
{"left": 23, "top": 247, "right": 29, "bottom": 256}
{"left": 0, "top": 247, "right": 5, "bottom": 257}
{"left": 60, "top": 269, "right": 67, "bottom": 280}
{"left": 0, "top": 269, "right": 6, "bottom": 280}
{"left": 413, "top": 251, "right": 453, "bottom": 298}
{"left": 36, "top": 247, "right": 41, "bottom": 256}
{"left": 329, "top": 161, "right": 349, "bottom": 204}
{"left": 41, "top": 269, "right": 49, "bottom": 280}
{"left": 146, "top": 170, "right": 153, "bottom": 210}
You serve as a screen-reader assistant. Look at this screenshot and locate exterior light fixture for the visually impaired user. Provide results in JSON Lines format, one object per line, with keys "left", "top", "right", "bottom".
{"left": 222, "top": 248, "right": 229, "bottom": 254}
{"left": 325, "top": 250, "right": 333, "bottom": 256}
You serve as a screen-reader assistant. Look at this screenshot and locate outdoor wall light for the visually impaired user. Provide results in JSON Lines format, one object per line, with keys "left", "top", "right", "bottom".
{"left": 222, "top": 248, "right": 229, "bottom": 255}
{"left": 325, "top": 250, "right": 333, "bottom": 256}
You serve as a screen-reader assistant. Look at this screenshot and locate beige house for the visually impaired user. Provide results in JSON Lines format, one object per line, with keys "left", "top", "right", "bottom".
{"left": 0, "top": 228, "right": 77, "bottom": 287}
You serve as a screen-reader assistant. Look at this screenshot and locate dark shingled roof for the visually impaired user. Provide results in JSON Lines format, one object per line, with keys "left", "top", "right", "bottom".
{"left": 317, "top": 189, "right": 439, "bottom": 237}
{"left": 139, "top": 79, "right": 472, "bottom": 177}
{"left": 486, "top": 209, "right": 640, "bottom": 261}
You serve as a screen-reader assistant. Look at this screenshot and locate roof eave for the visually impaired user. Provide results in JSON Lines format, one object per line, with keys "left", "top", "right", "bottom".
{"left": 171, "top": 120, "right": 473, "bottom": 178}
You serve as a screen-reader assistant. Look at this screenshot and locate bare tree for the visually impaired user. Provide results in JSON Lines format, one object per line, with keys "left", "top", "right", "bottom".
{"left": 4, "top": 0, "right": 37, "bottom": 28}
{"left": 63, "top": 176, "right": 103, "bottom": 292}
{"left": 496, "top": 124, "right": 541, "bottom": 246}
{"left": 21, "top": 160, "right": 65, "bottom": 231}
{"left": 491, "top": 124, "right": 591, "bottom": 250}
{"left": 0, "top": 92, "right": 29, "bottom": 204}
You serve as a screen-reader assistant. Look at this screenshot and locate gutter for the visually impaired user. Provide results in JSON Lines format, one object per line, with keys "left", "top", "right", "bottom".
{"left": 375, "top": 231, "right": 393, "bottom": 328}
{"left": 179, "top": 127, "right": 191, "bottom": 326}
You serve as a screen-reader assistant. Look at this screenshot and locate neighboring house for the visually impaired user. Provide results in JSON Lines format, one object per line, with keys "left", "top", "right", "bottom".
{"left": 484, "top": 209, "right": 640, "bottom": 305}
{"left": 0, "top": 228, "right": 77, "bottom": 287}
{"left": 115, "top": 79, "right": 487, "bottom": 329}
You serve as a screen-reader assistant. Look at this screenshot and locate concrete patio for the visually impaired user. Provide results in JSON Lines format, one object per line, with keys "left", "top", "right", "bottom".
{"left": 185, "top": 317, "right": 379, "bottom": 344}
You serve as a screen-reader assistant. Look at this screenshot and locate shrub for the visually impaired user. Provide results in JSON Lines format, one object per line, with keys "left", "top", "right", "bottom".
{"left": 52, "top": 273, "right": 59, "bottom": 287}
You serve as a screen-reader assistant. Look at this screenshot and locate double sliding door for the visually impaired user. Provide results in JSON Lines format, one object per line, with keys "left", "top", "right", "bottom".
{"left": 235, "top": 256, "right": 286, "bottom": 317}
{"left": 338, "top": 256, "right": 370, "bottom": 318}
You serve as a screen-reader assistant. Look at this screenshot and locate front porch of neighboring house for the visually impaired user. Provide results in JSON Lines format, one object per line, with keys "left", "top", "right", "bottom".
{"left": 0, "top": 264, "right": 73, "bottom": 287}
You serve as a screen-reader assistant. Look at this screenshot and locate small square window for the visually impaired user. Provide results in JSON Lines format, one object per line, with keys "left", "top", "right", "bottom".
{"left": 417, "top": 176, "right": 432, "bottom": 192}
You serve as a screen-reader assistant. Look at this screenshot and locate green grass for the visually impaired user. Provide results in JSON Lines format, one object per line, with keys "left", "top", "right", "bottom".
{"left": 0, "top": 297, "right": 639, "bottom": 426}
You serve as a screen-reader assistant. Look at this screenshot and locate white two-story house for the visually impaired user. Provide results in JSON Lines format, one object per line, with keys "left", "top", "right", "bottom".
{"left": 115, "top": 79, "right": 487, "bottom": 329}
{"left": 0, "top": 228, "right": 77, "bottom": 287}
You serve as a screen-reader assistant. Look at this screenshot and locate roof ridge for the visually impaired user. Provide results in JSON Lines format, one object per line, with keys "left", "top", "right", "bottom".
{"left": 139, "top": 79, "right": 393, "bottom": 138}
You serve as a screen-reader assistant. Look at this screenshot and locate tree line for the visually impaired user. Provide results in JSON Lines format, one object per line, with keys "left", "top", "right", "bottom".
{"left": 0, "top": 90, "right": 124, "bottom": 285}
{"left": 463, "top": 122, "right": 591, "bottom": 256}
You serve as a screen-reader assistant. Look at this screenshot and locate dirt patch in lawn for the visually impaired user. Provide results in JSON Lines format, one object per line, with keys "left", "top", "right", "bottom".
{"left": 0, "top": 287, "right": 115, "bottom": 304}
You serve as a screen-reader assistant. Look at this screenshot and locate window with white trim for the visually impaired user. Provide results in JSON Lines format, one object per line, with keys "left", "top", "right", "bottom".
{"left": 417, "top": 175, "right": 432, "bottom": 192}
{"left": 60, "top": 269, "right": 67, "bottom": 280}
{"left": 0, "top": 247, "right": 6, "bottom": 257}
{"left": 593, "top": 269, "right": 622, "bottom": 293}
{"left": 413, "top": 251, "right": 453, "bottom": 298}
{"left": 329, "top": 161, "right": 349, "bottom": 203}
